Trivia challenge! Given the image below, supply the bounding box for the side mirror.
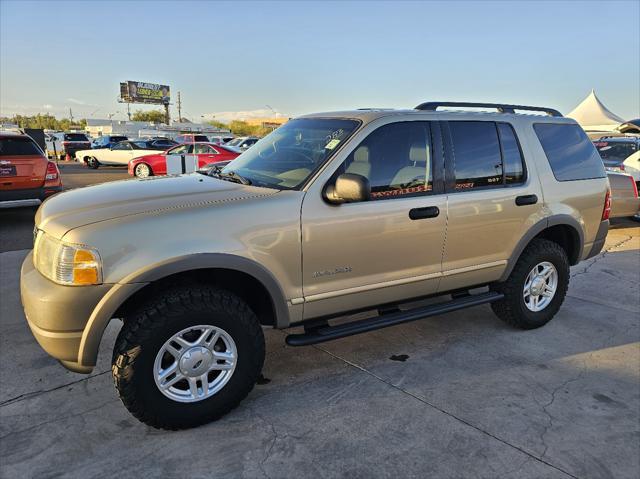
[325,173,371,204]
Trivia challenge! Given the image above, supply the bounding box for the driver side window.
[170,145,191,155]
[338,121,433,200]
[112,142,131,151]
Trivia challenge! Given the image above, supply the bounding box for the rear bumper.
[0,185,62,206]
[584,220,609,260]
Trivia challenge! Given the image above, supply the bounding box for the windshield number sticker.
[325,139,341,150]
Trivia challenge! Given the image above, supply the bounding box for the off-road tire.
[491,238,569,330]
[112,286,265,430]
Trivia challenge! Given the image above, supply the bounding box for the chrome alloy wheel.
[153,325,237,403]
[135,163,151,178]
[523,261,558,312]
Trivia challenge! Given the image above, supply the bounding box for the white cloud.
[43,104,53,110]
[202,109,285,123]
[66,98,86,105]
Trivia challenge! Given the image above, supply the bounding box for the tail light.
[45,161,60,181]
[631,177,639,198]
[602,189,612,220]
[619,164,625,171]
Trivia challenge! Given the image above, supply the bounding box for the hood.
[37,174,278,238]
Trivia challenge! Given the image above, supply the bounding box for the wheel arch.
[77,253,290,368]
[499,215,584,282]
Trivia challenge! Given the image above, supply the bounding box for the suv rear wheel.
[112,285,265,430]
[491,238,569,329]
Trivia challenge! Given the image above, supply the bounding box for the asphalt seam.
[313,344,579,479]
[567,293,639,314]
[0,370,111,407]
[570,234,634,279]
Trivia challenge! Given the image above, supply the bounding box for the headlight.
[33,230,103,286]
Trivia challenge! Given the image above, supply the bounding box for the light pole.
[265,105,278,131]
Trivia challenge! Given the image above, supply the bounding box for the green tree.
[0,114,86,130]
[131,109,167,123]
[206,119,229,130]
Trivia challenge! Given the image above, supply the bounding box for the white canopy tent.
[566,90,625,134]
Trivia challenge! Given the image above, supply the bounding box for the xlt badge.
[312,266,352,278]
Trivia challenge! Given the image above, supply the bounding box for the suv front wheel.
[112,286,265,430]
[491,238,569,329]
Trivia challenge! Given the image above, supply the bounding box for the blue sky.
[1,0,638,122]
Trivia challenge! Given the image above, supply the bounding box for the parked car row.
[45,132,91,160]
[75,139,177,169]
[128,142,240,178]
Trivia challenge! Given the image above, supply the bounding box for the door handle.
[515,194,538,206]
[409,206,440,220]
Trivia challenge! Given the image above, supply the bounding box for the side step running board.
[285,291,504,347]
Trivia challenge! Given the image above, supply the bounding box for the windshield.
[220,118,360,189]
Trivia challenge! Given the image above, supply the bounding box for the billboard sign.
[120,81,170,105]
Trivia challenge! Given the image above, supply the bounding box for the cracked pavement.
[0,220,638,478]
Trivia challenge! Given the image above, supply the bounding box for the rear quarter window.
[534,123,605,181]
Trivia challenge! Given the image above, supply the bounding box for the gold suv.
[21,102,611,429]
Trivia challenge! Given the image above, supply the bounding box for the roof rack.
[415,102,562,117]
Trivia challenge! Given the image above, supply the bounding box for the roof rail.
[415,101,562,117]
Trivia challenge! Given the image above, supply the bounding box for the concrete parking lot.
[0,167,638,478]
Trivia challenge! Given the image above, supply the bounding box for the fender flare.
[498,214,584,282]
[78,253,290,367]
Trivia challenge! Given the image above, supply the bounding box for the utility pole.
[69,107,74,124]
[177,92,182,123]
[164,103,170,125]
[127,103,131,121]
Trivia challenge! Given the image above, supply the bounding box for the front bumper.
[20,251,111,373]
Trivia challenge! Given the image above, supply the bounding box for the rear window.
[64,133,88,142]
[111,136,128,142]
[534,124,605,181]
[0,137,43,156]
[594,140,638,164]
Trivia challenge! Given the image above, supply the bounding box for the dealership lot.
[0,168,639,478]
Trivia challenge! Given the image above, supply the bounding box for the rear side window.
[0,137,43,156]
[450,121,503,189]
[534,124,605,181]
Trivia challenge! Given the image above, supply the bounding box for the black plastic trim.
[409,206,439,220]
[415,102,562,117]
[515,194,538,206]
[285,291,504,346]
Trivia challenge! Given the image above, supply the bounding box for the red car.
[128,142,240,178]
[0,132,62,208]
